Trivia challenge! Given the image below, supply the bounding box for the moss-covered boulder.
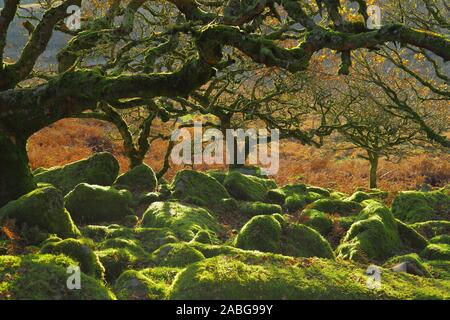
[170,170,230,210]
[170,254,450,299]
[306,186,331,197]
[65,183,135,224]
[420,243,450,261]
[0,254,114,299]
[0,186,80,240]
[191,230,213,244]
[395,219,428,251]
[96,248,139,282]
[234,215,333,259]
[284,193,321,213]
[114,164,157,197]
[150,243,205,267]
[113,270,168,300]
[238,201,282,217]
[41,238,104,279]
[140,202,222,242]
[384,253,432,278]
[307,199,363,216]
[410,220,450,239]
[282,223,334,259]
[337,202,402,263]
[392,188,450,223]
[265,184,307,205]
[223,171,277,202]
[34,152,119,195]
[345,190,388,203]
[299,209,333,236]
[234,215,282,253]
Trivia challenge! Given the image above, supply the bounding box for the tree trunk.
[0,130,36,207]
[368,153,379,189]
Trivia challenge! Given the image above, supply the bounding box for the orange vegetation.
[28,119,450,195]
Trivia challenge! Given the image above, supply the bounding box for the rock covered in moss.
[140,202,222,242]
[384,253,432,278]
[191,230,213,244]
[306,186,331,197]
[392,188,450,223]
[150,242,205,267]
[234,215,282,253]
[337,202,401,263]
[65,183,135,224]
[284,192,321,213]
[0,186,80,240]
[0,254,114,299]
[420,243,450,261]
[104,226,179,254]
[170,254,450,299]
[223,171,277,202]
[41,238,104,279]
[114,164,157,197]
[265,184,307,205]
[34,152,119,195]
[299,209,333,236]
[234,214,333,259]
[410,220,450,239]
[308,198,363,216]
[170,170,230,210]
[238,201,282,217]
[345,189,388,203]
[395,219,428,251]
[113,270,168,300]
[282,223,334,259]
[96,248,140,282]
[206,170,227,184]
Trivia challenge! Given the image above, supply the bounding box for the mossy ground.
[1,158,449,300]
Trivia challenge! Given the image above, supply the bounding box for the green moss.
[283,192,321,213]
[106,226,179,254]
[0,254,114,299]
[345,190,388,203]
[430,235,450,245]
[65,183,135,224]
[96,248,139,283]
[238,201,282,217]
[206,170,227,184]
[392,188,450,223]
[265,184,307,205]
[410,220,450,239]
[384,253,432,278]
[80,225,111,241]
[420,243,450,261]
[308,199,363,216]
[141,267,181,289]
[99,238,148,258]
[41,238,104,279]
[34,152,119,195]
[337,202,401,263]
[234,214,333,259]
[282,223,335,259]
[300,209,333,236]
[170,170,230,211]
[306,186,331,197]
[113,270,168,300]
[0,186,80,240]
[140,201,223,242]
[191,230,213,244]
[396,219,429,251]
[424,260,450,280]
[223,171,276,202]
[114,164,157,197]
[170,254,450,299]
[234,215,282,253]
[150,242,205,267]
[189,243,245,258]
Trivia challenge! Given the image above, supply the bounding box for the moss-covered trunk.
[0,130,36,207]
[368,153,379,189]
